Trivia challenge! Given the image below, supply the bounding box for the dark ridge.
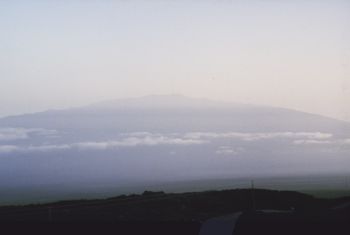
[1,188,349,235]
[0,188,348,222]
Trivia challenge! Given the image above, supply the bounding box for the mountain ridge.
[0,95,349,205]
[0,95,349,134]
[0,95,348,124]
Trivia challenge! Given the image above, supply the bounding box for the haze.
[1,0,349,120]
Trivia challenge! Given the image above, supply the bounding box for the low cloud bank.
[0,128,58,141]
[184,132,333,141]
[0,135,206,154]
[0,131,349,155]
[293,138,350,145]
[0,145,19,153]
[74,136,206,150]
[215,146,245,155]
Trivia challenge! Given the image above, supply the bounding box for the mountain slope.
[0,95,349,134]
[0,95,349,205]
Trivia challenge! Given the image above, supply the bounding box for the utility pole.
[251,180,256,212]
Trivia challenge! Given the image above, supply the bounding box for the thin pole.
[251,180,256,212]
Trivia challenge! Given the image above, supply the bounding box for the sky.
[1,0,350,121]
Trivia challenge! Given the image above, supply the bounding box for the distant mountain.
[0,94,349,134]
[0,95,349,205]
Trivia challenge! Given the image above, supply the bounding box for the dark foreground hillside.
[0,189,349,235]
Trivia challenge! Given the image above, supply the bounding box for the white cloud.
[0,128,58,141]
[74,136,206,150]
[0,145,19,153]
[0,128,29,141]
[293,139,333,145]
[184,132,333,141]
[293,138,350,146]
[0,135,206,154]
[215,146,245,155]
[26,144,71,152]
[74,142,110,150]
[120,132,154,137]
[0,131,347,155]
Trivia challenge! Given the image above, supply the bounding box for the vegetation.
[1,188,349,234]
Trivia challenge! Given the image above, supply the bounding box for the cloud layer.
[0,128,58,141]
[215,146,245,155]
[184,132,333,141]
[0,130,349,155]
[0,134,206,154]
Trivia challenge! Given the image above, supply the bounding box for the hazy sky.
[1,0,350,120]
